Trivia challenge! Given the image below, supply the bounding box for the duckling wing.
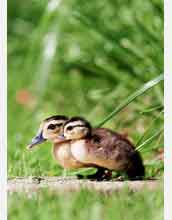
[85,128,137,170]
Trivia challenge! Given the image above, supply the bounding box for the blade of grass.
[140,105,163,114]
[72,11,145,79]
[136,109,164,146]
[135,127,164,152]
[95,74,164,128]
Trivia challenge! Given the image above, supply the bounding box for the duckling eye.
[47,123,63,130]
[67,126,73,131]
[47,124,56,130]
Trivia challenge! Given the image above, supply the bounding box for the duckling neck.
[70,139,89,163]
[52,142,86,169]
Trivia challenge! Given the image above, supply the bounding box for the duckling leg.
[86,168,112,181]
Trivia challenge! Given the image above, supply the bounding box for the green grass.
[8,188,163,220]
[8,0,163,178]
[8,0,163,219]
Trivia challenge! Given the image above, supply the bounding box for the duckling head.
[27,115,68,149]
[61,117,92,140]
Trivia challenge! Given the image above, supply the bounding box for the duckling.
[59,117,145,180]
[27,115,87,170]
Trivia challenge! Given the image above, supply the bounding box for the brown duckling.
[27,115,87,170]
[59,117,145,180]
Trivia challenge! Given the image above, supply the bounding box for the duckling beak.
[58,134,66,140]
[27,132,46,150]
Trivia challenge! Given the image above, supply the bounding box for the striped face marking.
[46,120,66,130]
[64,121,86,132]
[63,120,90,140]
[42,119,68,140]
[66,124,86,131]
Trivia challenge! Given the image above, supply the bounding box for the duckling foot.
[86,168,112,181]
[76,174,84,179]
[32,176,44,184]
[128,176,145,181]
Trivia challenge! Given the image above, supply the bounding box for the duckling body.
[70,128,144,178]
[61,117,145,179]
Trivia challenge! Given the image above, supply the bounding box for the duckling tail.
[126,150,145,180]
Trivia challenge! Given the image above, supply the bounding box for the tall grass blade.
[96,74,164,127]
[140,105,163,114]
[136,110,164,146]
[136,128,164,152]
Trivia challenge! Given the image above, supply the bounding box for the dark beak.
[27,132,46,150]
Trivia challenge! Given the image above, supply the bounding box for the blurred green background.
[8,0,163,219]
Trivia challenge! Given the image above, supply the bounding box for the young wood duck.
[59,117,145,180]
